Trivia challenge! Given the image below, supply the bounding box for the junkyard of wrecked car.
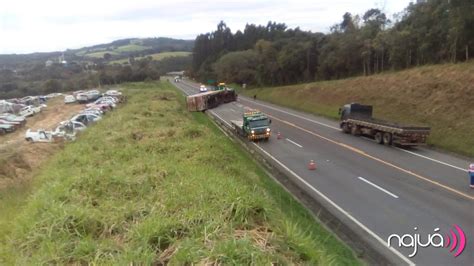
[0,89,124,141]
[24,89,124,143]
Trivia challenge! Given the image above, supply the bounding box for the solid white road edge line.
[395,147,467,173]
[251,143,414,265]
[358,176,400,199]
[240,96,467,173]
[286,138,303,148]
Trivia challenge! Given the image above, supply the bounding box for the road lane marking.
[286,138,303,148]
[251,143,414,265]
[395,147,467,173]
[239,97,340,130]
[230,108,238,113]
[194,94,414,264]
[268,114,474,201]
[179,82,467,176]
[358,177,399,199]
[240,97,467,173]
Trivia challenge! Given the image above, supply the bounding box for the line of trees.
[191,0,473,85]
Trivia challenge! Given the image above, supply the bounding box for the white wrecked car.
[56,120,87,134]
[25,129,75,142]
[64,95,76,104]
[19,105,41,117]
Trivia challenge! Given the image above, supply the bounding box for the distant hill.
[0,37,194,68]
[70,37,194,60]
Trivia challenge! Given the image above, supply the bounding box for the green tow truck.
[231,110,272,141]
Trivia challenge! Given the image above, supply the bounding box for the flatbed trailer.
[339,103,430,146]
[230,110,271,141]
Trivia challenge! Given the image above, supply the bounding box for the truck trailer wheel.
[341,123,350,134]
[383,133,393,145]
[0,128,6,135]
[374,132,383,144]
[351,125,361,136]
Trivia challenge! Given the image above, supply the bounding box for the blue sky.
[0,0,412,54]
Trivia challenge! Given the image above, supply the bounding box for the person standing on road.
[469,163,474,188]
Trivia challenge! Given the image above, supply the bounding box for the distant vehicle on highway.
[64,95,76,104]
[199,85,208,92]
[174,76,180,82]
[339,103,430,146]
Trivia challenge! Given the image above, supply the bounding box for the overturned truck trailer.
[186,90,237,112]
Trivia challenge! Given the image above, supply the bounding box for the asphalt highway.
[171,78,473,265]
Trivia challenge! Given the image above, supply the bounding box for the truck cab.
[339,103,373,121]
[216,83,226,91]
[231,110,272,141]
[242,110,271,140]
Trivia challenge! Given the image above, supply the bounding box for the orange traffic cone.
[277,132,282,139]
[308,160,317,170]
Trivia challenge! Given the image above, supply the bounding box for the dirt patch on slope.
[0,98,84,190]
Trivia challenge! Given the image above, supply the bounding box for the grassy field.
[83,45,149,58]
[0,81,359,264]
[241,62,474,157]
[109,51,191,64]
[114,44,150,53]
[84,51,119,58]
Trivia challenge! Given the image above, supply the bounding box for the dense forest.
[191,0,474,85]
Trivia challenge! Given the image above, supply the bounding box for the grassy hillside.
[242,62,474,157]
[1,82,359,264]
[110,51,191,64]
[83,45,149,58]
[75,38,193,59]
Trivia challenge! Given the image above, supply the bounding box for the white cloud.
[0,0,411,54]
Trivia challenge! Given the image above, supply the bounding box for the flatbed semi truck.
[231,110,271,141]
[339,103,430,146]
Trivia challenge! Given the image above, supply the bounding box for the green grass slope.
[109,51,191,64]
[242,62,474,157]
[1,82,359,265]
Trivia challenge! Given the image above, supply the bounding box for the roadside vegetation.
[1,81,359,264]
[191,1,472,87]
[240,62,474,157]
